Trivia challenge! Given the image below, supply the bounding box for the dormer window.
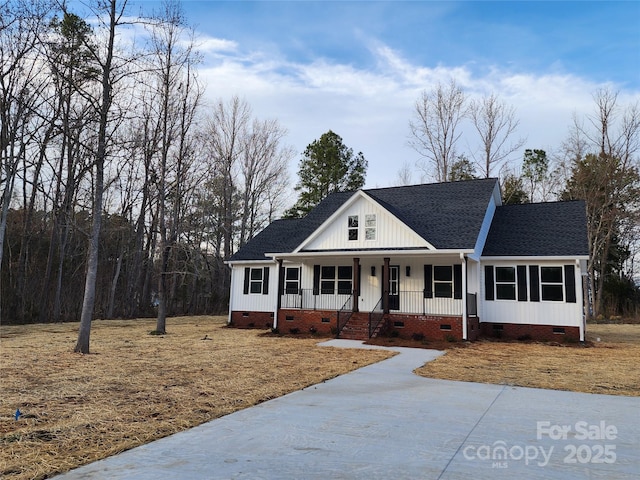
[348,215,358,240]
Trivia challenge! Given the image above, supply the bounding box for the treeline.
[0,1,292,325]
[406,82,640,319]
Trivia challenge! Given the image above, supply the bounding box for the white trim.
[469,181,500,261]
[225,259,273,265]
[481,255,589,261]
[267,249,474,260]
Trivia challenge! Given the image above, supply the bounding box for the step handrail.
[336,294,354,338]
[369,297,384,338]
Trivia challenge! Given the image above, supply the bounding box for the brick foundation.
[277,309,337,335]
[230,311,274,329]
[383,314,465,341]
[480,322,581,342]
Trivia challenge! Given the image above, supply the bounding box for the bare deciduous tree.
[239,118,292,247]
[75,0,129,354]
[0,0,52,322]
[562,88,640,319]
[204,95,251,259]
[144,0,202,334]
[468,92,525,178]
[409,80,466,182]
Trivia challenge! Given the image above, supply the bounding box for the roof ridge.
[363,177,498,194]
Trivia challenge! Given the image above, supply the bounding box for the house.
[226,178,589,342]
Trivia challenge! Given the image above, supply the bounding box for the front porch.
[277,291,479,341]
[274,254,479,341]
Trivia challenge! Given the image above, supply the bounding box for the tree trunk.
[75,0,117,354]
[107,249,123,319]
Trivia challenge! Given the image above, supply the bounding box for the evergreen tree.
[501,173,528,205]
[284,130,367,218]
[448,156,477,181]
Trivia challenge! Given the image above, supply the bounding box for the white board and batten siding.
[301,194,431,252]
[229,262,278,313]
[480,259,583,328]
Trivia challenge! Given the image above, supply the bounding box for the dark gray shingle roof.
[482,201,589,257]
[230,179,498,261]
[365,178,498,249]
[228,191,352,261]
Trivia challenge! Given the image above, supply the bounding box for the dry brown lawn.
[416,323,640,397]
[0,316,392,480]
[2,319,638,480]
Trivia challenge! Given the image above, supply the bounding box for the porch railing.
[395,291,462,316]
[336,294,354,337]
[280,289,352,311]
[280,289,463,316]
[369,297,384,338]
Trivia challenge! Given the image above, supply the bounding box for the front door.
[389,265,400,310]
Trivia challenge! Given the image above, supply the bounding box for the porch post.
[352,257,360,312]
[383,257,390,314]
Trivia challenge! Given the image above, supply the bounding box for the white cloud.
[195,37,639,189]
[196,35,238,54]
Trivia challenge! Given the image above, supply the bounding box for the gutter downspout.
[274,259,283,330]
[461,253,468,340]
[578,258,586,342]
[227,267,233,325]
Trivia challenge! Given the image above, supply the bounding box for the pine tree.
[284,131,367,218]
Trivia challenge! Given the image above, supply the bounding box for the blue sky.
[177,1,638,87]
[124,0,639,188]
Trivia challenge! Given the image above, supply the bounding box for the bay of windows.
[321,266,353,294]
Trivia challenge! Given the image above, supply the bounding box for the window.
[284,267,299,294]
[249,268,263,294]
[321,266,336,294]
[365,214,376,240]
[541,266,564,301]
[348,215,358,240]
[337,266,353,294]
[495,267,516,300]
[434,266,453,298]
[320,265,352,294]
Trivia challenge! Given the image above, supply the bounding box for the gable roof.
[229,178,498,261]
[482,200,589,257]
[365,178,498,249]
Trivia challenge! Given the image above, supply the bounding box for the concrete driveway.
[55,340,640,479]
